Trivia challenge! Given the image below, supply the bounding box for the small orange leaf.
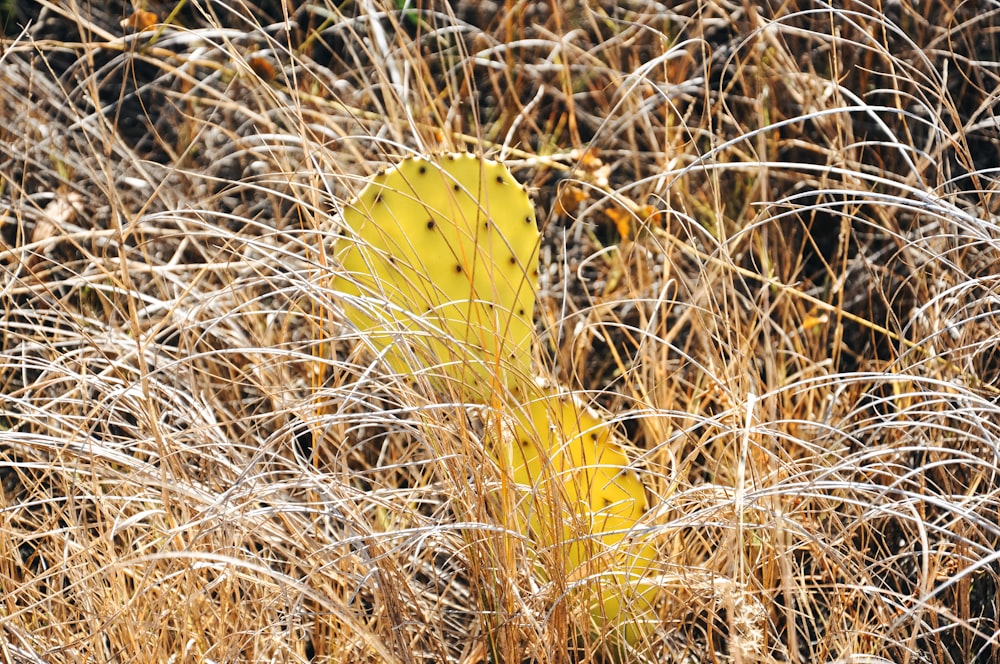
[801,313,829,331]
[121,10,158,33]
[604,205,633,239]
[554,182,589,217]
[247,56,276,82]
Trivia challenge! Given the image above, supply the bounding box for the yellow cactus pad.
[333,153,539,400]
[486,379,659,644]
[334,153,657,645]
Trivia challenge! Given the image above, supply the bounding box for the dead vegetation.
[2,1,1000,662]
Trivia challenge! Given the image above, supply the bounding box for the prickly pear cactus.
[484,378,659,644]
[333,152,657,646]
[333,153,539,400]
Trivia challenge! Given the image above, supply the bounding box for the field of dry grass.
[3,1,1000,662]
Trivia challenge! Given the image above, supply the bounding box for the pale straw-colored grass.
[1,1,999,662]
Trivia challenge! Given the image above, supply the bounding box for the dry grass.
[2,0,1000,662]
